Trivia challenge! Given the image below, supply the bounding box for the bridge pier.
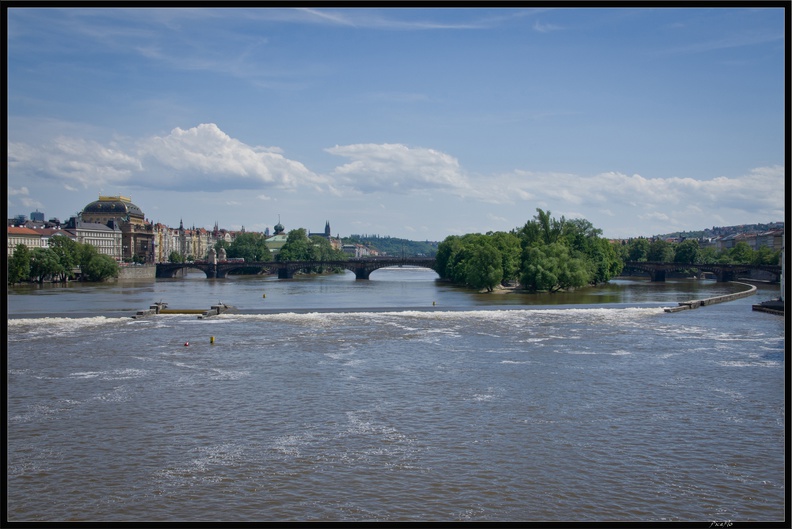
[650,269,666,282]
[278,267,294,279]
[354,267,371,280]
[717,270,736,282]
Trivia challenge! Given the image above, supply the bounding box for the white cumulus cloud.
[8,138,142,187]
[138,123,327,190]
[326,143,472,195]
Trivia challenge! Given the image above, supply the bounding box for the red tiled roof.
[7,227,42,236]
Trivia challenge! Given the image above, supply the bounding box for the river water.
[6,269,786,522]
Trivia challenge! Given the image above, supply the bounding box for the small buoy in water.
[184,342,190,347]
[262,293,266,298]
[432,301,436,306]
[210,336,215,344]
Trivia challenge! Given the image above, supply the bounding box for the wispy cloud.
[533,20,563,33]
[656,30,784,55]
[8,186,30,196]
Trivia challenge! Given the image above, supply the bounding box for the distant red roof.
[7,227,42,236]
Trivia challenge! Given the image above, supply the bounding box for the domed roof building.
[81,196,146,226]
[79,196,154,262]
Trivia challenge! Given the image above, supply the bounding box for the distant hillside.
[656,221,784,240]
[342,235,439,257]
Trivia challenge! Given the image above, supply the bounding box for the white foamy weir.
[217,307,668,324]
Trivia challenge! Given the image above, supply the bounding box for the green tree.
[276,228,312,261]
[7,245,31,284]
[752,246,781,266]
[48,235,80,281]
[585,238,623,285]
[647,239,674,262]
[626,238,650,261]
[697,247,720,264]
[521,242,589,293]
[228,232,271,262]
[435,236,462,280]
[168,251,184,263]
[674,239,700,264]
[562,219,621,285]
[463,243,503,291]
[29,248,64,283]
[82,253,119,281]
[488,231,521,284]
[517,208,566,248]
[729,241,753,264]
[535,208,566,245]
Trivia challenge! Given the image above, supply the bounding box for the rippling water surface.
[6,270,785,522]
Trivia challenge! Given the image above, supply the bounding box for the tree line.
[436,209,782,293]
[617,237,781,266]
[436,209,623,292]
[7,237,120,284]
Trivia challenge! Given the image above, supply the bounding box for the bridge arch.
[621,262,775,282]
[156,257,439,280]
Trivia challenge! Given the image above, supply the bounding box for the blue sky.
[6,6,786,240]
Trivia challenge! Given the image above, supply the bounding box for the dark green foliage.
[439,209,621,293]
[487,231,521,284]
[9,240,119,284]
[626,238,650,261]
[275,229,346,274]
[81,253,120,282]
[520,243,589,293]
[646,239,674,262]
[29,248,65,283]
[48,235,80,281]
[7,244,31,284]
[77,244,119,282]
[342,235,437,257]
[228,232,271,262]
[275,228,311,261]
[673,239,700,264]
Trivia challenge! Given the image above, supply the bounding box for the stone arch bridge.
[622,261,782,282]
[156,257,438,280]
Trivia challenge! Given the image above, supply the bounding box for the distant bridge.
[622,261,782,282]
[156,257,438,280]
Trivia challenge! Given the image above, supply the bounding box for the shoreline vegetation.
[435,209,780,295]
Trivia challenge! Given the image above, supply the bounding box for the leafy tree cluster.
[436,209,622,293]
[435,231,521,291]
[276,228,346,273]
[618,238,781,266]
[343,235,438,257]
[7,236,119,284]
[224,232,271,262]
[515,210,622,292]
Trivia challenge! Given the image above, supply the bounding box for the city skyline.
[6,6,787,241]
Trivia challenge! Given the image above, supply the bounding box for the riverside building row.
[7,195,371,262]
